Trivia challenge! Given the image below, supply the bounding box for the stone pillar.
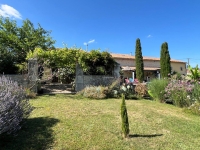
[28,58,38,93]
[75,63,84,91]
[113,63,120,78]
[158,73,160,79]
[132,71,135,81]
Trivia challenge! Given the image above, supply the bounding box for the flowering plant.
[0,76,32,134]
[57,68,74,83]
[164,80,194,107]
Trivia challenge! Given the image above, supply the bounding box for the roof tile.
[111,53,185,63]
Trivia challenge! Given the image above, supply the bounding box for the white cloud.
[147,35,152,38]
[83,39,95,45]
[0,4,22,19]
[88,39,95,44]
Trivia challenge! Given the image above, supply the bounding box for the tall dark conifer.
[160,42,171,78]
[135,38,144,82]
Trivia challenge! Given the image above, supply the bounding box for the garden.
[1,64,200,149]
[1,17,200,149]
[1,45,200,149]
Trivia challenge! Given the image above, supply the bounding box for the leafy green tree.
[80,50,116,75]
[18,19,55,62]
[135,38,144,82]
[160,42,171,78]
[0,46,18,74]
[0,17,55,73]
[121,94,129,138]
[187,65,200,81]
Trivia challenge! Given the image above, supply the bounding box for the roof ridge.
[110,53,186,63]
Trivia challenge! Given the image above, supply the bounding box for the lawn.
[1,94,200,150]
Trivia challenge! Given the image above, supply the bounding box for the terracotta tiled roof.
[122,66,135,71]
[122,66,160,71]
[111,53,185,63]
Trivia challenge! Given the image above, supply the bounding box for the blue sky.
[0,0,200,67]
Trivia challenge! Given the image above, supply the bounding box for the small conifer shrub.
[121,94,130,138]
[0,76,33,135]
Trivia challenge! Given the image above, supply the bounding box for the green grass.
[1,94,200,150]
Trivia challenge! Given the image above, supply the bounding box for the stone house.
[111,53,187,82]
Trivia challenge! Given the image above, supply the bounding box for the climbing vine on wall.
[27,47,116,76]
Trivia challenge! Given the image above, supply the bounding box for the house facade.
[111,53,187,82]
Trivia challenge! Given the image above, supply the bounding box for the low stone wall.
[0,74,28,87]
[75,63,120,92]
[0,74,37,92]
[76,75,116,91]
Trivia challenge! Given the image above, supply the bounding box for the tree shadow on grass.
[0,117,59,150]
[129,134,163,138]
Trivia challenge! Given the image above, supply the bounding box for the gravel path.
[41,83,76,94]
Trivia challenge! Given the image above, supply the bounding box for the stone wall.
[1,59,38,92]
[76,75,116,92]
[75,64,120,92]
[0,74,29,88]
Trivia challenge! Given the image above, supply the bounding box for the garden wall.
[0,74,38,92]
[75,63,120,92]
[0,59,38,92]
[0,74,28,87]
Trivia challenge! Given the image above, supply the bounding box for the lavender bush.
[164,80,194,107]
[0,76,32,135]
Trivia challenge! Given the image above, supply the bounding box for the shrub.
[107,79,137,99]
[121,94,129,138]
[76,78,137,99]
[171,73,184,80]
[106,78,121,98]
[165,80,194,107]
[120,83,137,99]
[76,79,121,99]
[82,86,108,99]
[135,83,148,98]
[25,88,37,99]
[0,76,33,135]
[147,78,168,102]
[191,82,200,103]
[187,65,200,81]
[184,101,200,116]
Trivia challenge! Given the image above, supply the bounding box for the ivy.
[26,48,116,76]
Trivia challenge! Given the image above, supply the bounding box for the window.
[180,67,183,71]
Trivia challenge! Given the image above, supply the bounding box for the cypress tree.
[121,94,130,138]
[160,42,171,78]
[135,38,144,82]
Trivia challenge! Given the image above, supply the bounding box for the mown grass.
[1,94,200,150]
